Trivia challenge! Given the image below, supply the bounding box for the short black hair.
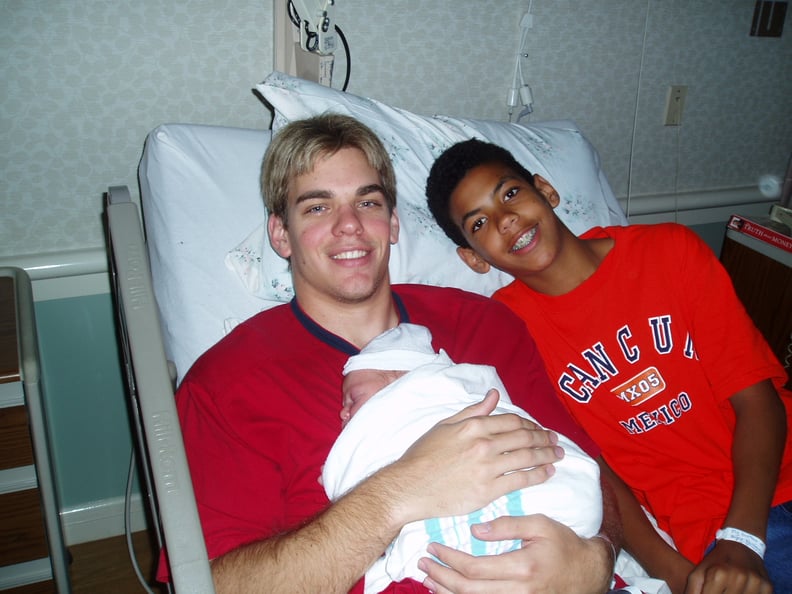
[426,138,535,248]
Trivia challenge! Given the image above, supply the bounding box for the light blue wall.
[34,294,139,508]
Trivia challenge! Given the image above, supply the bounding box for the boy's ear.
[533,174,561,208]
[457,246,491,274]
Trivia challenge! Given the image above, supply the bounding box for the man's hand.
[385,389,563,525]
[685,540,772,594]
[417,514,613,594]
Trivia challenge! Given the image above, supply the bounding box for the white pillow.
[140,123,279,380]
[226,72,626,302]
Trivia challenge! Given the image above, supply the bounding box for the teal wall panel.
[34,293,138,508]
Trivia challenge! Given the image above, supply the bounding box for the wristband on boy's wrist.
[715,527,766,559]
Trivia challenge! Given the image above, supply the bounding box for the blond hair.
[260,113,397,225]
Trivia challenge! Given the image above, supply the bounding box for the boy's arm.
[601,380,786,594]
[685,379,785,593]
[598,459,694,594]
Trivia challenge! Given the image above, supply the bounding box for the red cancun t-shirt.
[495,223,792,561]
[167,284,596,592]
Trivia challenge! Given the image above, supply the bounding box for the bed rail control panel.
[0,267,71,592]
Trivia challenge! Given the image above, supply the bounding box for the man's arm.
[211,391,561,593]
[416,457,622,594]
[420,517,616,594]
[211,467,406,593]
[685,379,784,594]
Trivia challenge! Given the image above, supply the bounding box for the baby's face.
[340,369,406,426]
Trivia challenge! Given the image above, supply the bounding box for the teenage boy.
[172,115,623,594]
[426,138,792,594]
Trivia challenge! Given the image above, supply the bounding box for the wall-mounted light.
[290,0,337,54]
[284,1,350,90]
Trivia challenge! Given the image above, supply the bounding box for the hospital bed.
[104,71,628,593]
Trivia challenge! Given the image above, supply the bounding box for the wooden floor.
[69,529,169,594]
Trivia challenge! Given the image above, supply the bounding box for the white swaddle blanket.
[322,353,602,594]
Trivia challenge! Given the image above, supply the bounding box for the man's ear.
[533,174,561,208]
[456,246,491,274]
[389,209,400,245]
[267,214,292,259]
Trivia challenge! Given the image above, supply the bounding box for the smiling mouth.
[510,227,537,252]
[332,249,369,260]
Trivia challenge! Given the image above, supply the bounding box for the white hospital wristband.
[715,527,766,559]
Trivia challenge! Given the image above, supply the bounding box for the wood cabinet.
[0,268,70,592]
[720,228,792,388]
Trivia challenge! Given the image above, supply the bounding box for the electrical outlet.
[663,85,687,126]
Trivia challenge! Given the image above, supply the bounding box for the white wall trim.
[0,247,109,301]
[61,494,149,546]
[0,247,107,280]
[619,186,775,225]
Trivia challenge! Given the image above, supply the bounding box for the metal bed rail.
[104,186,214,594]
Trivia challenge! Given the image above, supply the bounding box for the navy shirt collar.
[290,291,410,356]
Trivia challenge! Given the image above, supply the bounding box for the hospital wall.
[1,0,790,544]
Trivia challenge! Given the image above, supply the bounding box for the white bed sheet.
[139,123,277,381]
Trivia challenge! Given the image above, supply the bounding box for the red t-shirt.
[494,223,792,561]
[167,284,596,592]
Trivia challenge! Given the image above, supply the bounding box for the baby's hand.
[317,464,325,486]
[340,408,351,427]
